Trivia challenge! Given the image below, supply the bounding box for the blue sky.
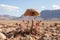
[0,0,60,17]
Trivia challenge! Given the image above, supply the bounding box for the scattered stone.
[0,32,6,40]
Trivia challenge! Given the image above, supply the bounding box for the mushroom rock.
[24,9,40,16]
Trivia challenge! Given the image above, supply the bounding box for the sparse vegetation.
[0,20,60,40]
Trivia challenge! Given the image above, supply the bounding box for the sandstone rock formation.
[24,9,40,16]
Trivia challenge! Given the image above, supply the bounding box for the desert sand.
[0,20,60,40]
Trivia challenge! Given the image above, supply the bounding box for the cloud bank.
[41,6,45,10]
[0,4,20,12]
[41,5,60,10]
[52,4,60,10]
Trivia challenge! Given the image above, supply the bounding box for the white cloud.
[52,5,60,10]
[41,6,45,10]
[0,4,20,12]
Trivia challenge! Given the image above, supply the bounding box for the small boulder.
[0,32,6,40]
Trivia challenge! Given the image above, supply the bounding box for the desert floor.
[0,20,60,40]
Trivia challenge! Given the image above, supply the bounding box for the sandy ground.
[0,20,60,40]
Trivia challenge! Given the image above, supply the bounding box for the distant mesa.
[24,9,40,16]
[1,9,60,20]
[41,9,60,20]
